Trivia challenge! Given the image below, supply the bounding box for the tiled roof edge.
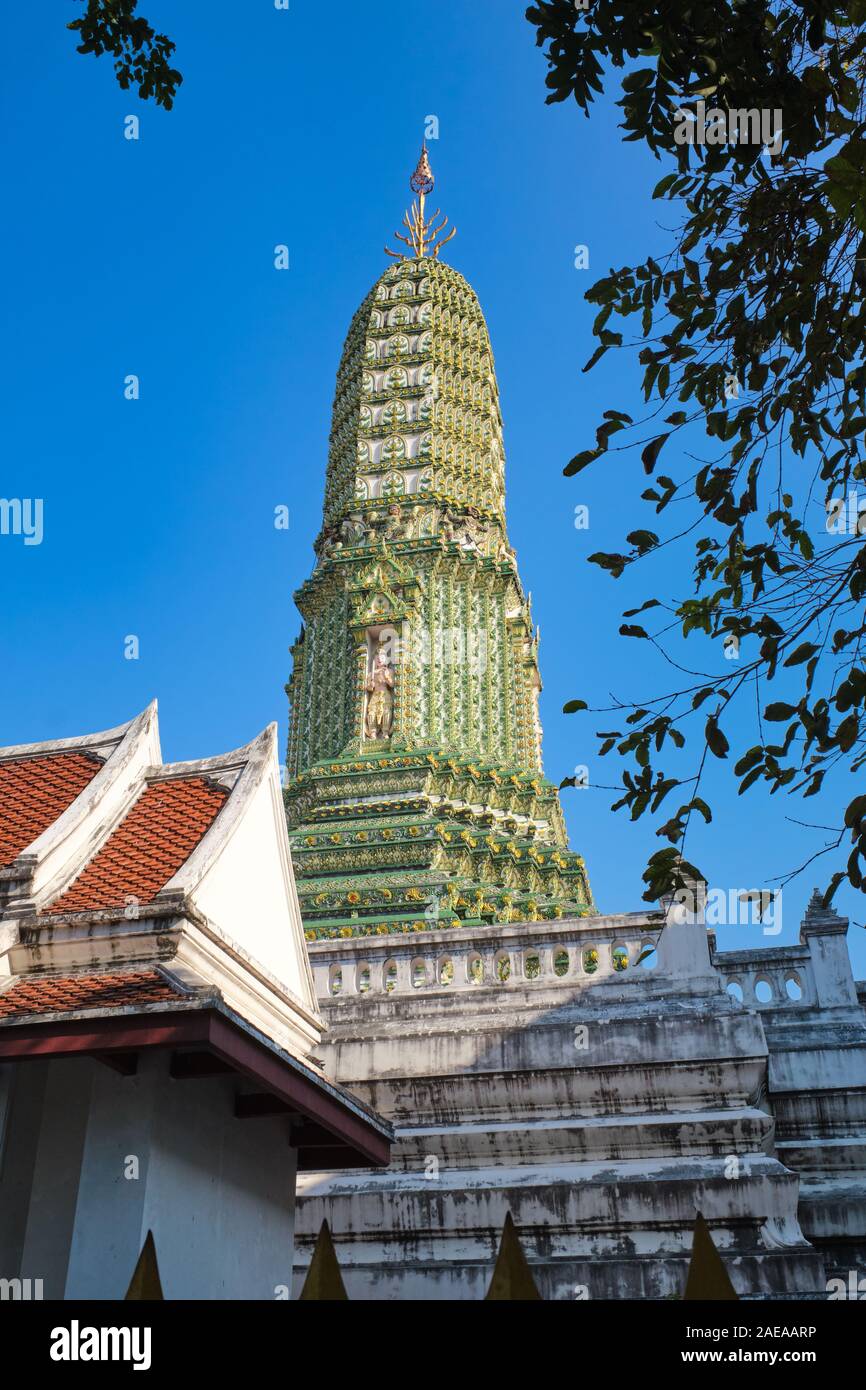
[0,700,158,763]
[1,703,163,915]
[148,722,279,786]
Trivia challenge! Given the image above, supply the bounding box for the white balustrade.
[307,916,665,1000]
[714,947,815,1010]
[306,914,835,1011]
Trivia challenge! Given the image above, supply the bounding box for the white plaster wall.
[805,930,859,1007]
[63,1053,159,1299]
[0,1054,298,1300]
[192,773,309,1002]
[17,1059,94,1298]
[140,1059,297,1300]
[64,1052,297,1300]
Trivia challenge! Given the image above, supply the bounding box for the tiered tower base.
[286,750,591,943]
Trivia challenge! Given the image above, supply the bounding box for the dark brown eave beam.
[170,1051,233,1079]
[0,1007,391,1166]
[235,1100,377,1167]
[235,1093,293,1119]
[296,1148,376,1172]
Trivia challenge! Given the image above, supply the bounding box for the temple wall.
[294,909,866,1299]
[0,1053,297,1300]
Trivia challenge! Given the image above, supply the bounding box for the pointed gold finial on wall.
[298,1220,350,1300]
[124,1230,164,1300]
[683,1212,739,1300]
[386,141,457,261]
[484,1211,542,1301]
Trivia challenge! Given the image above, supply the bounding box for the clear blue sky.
[2,1,862,975]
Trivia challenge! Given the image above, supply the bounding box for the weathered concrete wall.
[718,905,866,1272]
[294,904,866,1299]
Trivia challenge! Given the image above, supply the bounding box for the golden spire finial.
[410,143,435,197]
[386,141,457,261]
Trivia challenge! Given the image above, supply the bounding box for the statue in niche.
[441,507,485,552]
[441,509,458,544]
[364,635,395,741]
[461,512,486,551]
[382,503,406,542]
[317,524,341,560]
[341,513,367,545]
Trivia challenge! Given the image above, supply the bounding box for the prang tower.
[285,147,592,940]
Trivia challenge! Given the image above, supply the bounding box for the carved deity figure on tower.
[382,503,405,542]
[364,635,395,741]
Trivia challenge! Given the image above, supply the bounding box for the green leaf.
[734,746,763,776]
[589,551,628,578]
[738,767,762,795]
[837,714,859,752]
[564,448,602,477]
[705,717,729,759]
[582,343,610,373]
[641,433,671,473]
[622,68,655,92]
[652,172,678,200]
[626,529,659,553]
[784,643,818,667]
[764,702,797,721]
[623,598,661,617]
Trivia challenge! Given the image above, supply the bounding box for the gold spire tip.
[386,141,456,262]
[410,143,435,197]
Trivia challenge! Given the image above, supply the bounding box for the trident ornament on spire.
[385,142,457,261]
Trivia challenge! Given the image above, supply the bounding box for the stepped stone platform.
[293,897,866,1299]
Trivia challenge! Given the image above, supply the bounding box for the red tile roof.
[0,968,186,1019]
[0,752,103,870]
[43,776,229,915]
